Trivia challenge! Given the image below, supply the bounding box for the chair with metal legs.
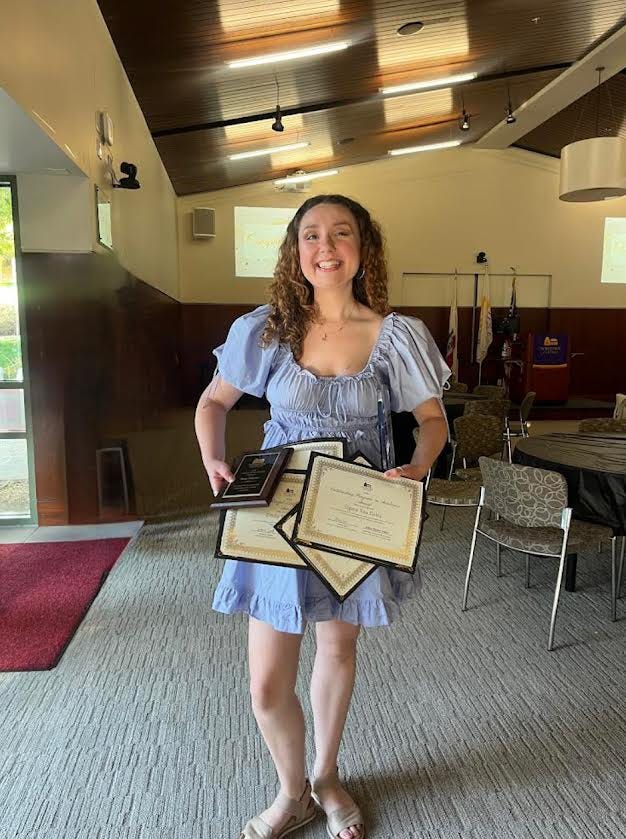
[450,414,507,481]
[504,390,536,457]
[424,469,482,532]
[473,384,506,399]
[462,458,616,651]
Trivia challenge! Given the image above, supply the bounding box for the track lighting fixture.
[272,76,285,132]
[272,106,284,133]
[458,94,470,131]
[505,85,516,124]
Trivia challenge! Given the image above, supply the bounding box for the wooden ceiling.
[96,0,626,194]
[517,69,626,157]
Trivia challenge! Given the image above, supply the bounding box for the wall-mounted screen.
[600,216,626,283]
[96,187,113,250]
[234,206,295,278]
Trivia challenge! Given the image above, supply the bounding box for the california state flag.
[476,270,493,365]
[446,277,458,378]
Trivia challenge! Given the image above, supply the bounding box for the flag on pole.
[446,274,458,379]
[476,269,493,366]
[508,274,517,318]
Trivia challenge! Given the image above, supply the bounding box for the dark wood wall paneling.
[22,272,625,525]
[180,304,626,404]
[22,252,182,525]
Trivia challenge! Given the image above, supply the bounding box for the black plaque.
[210,448,293,510]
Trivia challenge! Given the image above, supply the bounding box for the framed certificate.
[293,454,424,572]
[216,472,306,567]
[275,505,376,602]
[349,451,376,468]
[281,437,346,472]
[210,447,292,510]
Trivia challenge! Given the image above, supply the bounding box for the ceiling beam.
[151,62,570,140]
[476,23,626,149]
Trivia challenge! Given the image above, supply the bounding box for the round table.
[513,432,626,590]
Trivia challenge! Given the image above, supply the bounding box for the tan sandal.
[239,781,317,839]
[311,770,366,839]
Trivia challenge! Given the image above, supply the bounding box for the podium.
[516,333,570,404]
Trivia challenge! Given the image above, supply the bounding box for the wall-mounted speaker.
[192,207,216,239]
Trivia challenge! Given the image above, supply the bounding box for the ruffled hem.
[212,571,421,634]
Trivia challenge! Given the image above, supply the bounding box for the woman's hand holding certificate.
[214,443,425,600]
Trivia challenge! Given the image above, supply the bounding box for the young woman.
[195,195,450,839]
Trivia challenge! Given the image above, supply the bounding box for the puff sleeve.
[212,304,278,397]
[386,315,451,412]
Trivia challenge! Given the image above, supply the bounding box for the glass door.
[0,177,36,523]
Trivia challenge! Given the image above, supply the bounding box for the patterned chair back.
[473,385,506,399]
[578,417,626,433]
[614,394,626,420]
[519,391,536,422]
[454,415,503,463]
[446,380,469,393]
[478,457,568,528]
[463,398,511,425]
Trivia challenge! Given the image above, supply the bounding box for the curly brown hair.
[261,194,390,359]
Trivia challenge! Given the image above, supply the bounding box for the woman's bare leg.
[248,616,307,830]
[311,620,363,839]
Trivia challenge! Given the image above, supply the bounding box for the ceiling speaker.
[192,207,216,238]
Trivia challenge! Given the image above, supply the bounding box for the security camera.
[116,161,140,190]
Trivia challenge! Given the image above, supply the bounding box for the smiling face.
[297,202,361,291]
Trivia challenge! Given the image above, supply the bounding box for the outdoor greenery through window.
[0,184,30,517]
[0,188,21,381]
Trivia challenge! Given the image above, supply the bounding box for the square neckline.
[285,312,395,381]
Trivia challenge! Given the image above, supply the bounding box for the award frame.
[292,453,425,574]
[279,437,346,473]
[274,504,377,603]
[210,447,293,510]
[348,450,376,468]
[215,472,307,568]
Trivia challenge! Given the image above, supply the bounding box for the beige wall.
[177,147,626,308]
[1,0,179,299]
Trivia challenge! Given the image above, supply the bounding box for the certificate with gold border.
[216,473,306,567]
[293,454,424,572]
[282,437,345,472]
[275,506,377,602]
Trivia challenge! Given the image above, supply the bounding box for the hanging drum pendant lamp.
[559,136,626,202]
[559,67,626,202]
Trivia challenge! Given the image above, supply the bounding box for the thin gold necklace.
[316,304,356,341]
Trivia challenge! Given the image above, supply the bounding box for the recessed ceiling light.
[228,142,310,161]
[228,42,349,69]
[274,168,339,185]
[397,21,424,36]
[380,72,477,95]
[388,140,462,156]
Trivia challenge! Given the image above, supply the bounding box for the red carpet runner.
[0,538,130,671]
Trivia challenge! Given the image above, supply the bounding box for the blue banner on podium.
[533,334,569,366]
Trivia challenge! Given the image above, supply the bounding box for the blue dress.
[212,305,450,633]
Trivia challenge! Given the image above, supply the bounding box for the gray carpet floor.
[1,508,625,839]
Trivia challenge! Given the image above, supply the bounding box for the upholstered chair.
[462,458,617,651]
[579,418,626,434]
[473,384,506,399]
